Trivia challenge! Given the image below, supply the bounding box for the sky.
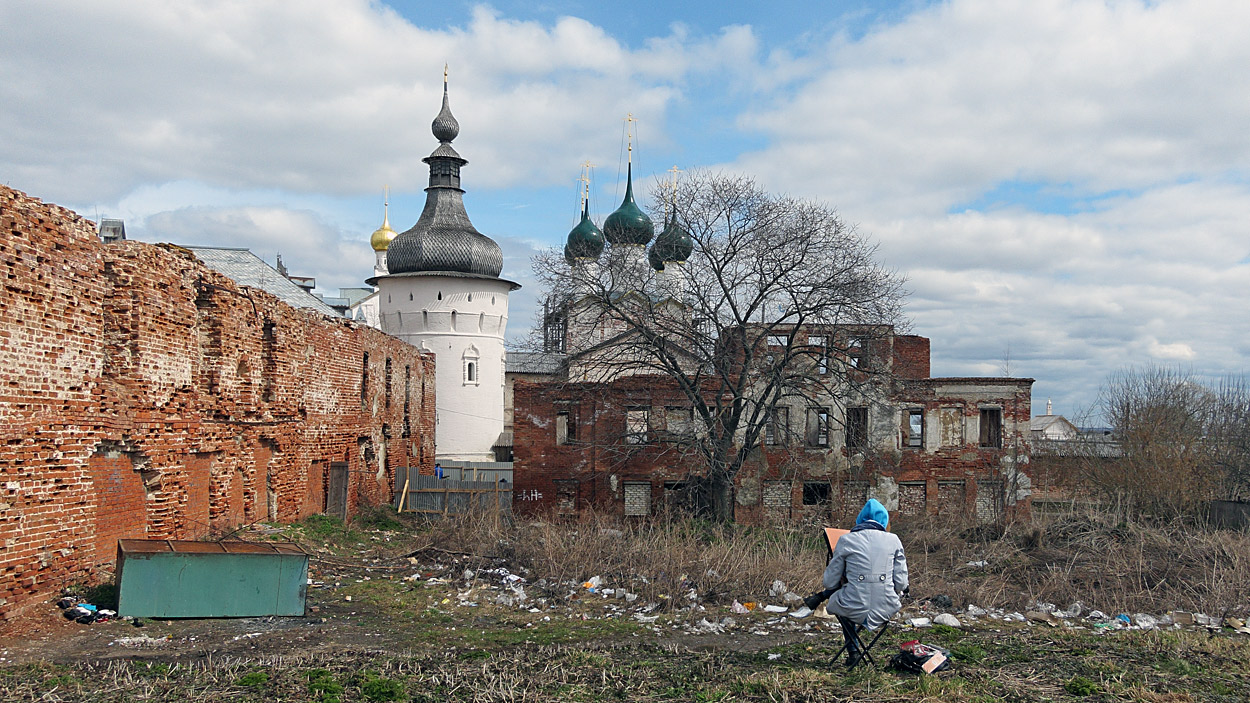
[3,0,1249,421]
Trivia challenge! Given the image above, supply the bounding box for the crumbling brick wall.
[513,345,1033,526]
[0,185,435,621]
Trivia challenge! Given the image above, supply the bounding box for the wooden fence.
[394,469,512,517]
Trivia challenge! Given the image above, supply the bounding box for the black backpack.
[889,640,951,674]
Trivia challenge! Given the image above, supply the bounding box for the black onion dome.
[652,214,693,263]
[603,163,654,246]
[387,82,505,278]
[564,200,605,263]
[431,84,460,142]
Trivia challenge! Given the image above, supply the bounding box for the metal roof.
[507,351,565,375]
[184,246,339,317]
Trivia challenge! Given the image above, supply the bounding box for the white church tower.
[370,78,519,462]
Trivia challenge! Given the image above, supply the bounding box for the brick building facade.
[513,326,1032,524]
[0,185,435,620]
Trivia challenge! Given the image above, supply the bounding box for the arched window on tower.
[463,345,480,386]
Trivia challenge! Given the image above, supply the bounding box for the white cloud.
[735,0,1250,216]
[139,206,373,294]
[717,0,1250,418]
[5,0,1249,419]
[0,0,755,203]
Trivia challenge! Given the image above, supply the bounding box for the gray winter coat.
[823,527,908,630]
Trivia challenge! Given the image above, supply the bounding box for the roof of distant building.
[1030,414,1074,432]
[507,351,565,375]
[338,287,375,306]
[184,246,339,317]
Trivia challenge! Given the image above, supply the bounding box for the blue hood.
[856,498,889,530]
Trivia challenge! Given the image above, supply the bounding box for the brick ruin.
[0,185,435,620]
[513,328,1032,524]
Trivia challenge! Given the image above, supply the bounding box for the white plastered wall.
[377,275,512,462]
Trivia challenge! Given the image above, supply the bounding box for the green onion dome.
[564,200,605,264]
[652,213,693,264]
[602,164,654,246]
[648,244,665,271]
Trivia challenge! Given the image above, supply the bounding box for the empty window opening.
[846,406,869,450]
[765,406,789,445]
[807,407,830,447]
[847,336,863,368]
[625,407,650,444]
[767,334,789,348]
[809,335,828,374]
[906,409,924,448]
[802,482,832,506]
[360,352,369,407]
[979,407,1003,448]
[555,407,577,445]
[664,406,693,438]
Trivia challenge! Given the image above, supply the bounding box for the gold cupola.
[370,189,397,251]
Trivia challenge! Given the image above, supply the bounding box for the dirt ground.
[2,517,1249,701]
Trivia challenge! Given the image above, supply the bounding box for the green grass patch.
[360,676,405,701]
[234,669,270,687]
[1064,675,1099,696]
[929,623,965,643]
[950,642,987,663]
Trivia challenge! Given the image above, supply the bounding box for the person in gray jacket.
[821,498,909,665]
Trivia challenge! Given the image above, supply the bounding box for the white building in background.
[368,81,520,462]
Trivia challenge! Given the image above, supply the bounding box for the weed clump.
[234,669,269,687]
[306,668,344,703]
[1063,675,1099,696]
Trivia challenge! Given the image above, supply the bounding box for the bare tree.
[530,171,907,520]
[1210,377,1250,503]
[1089,366,1250,519]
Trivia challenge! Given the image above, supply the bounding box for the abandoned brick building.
[0,185,435,620]
[514,328,1033,524]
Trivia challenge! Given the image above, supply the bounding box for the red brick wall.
[0,185,435,621]
[892,335,930,379]
[87,455,145,566]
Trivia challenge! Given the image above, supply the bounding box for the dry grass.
[897,505,1250,616]
[418,509,827,605]
[418,504,1250,617]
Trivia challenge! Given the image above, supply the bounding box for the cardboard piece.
[921,650,948,673]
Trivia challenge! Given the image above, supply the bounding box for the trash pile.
[897,597,1250,635]
[56,596,117,625]
[316,563,842,639]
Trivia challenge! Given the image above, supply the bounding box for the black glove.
[803,588,835,610]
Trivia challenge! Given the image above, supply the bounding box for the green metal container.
[115,540,309,618]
